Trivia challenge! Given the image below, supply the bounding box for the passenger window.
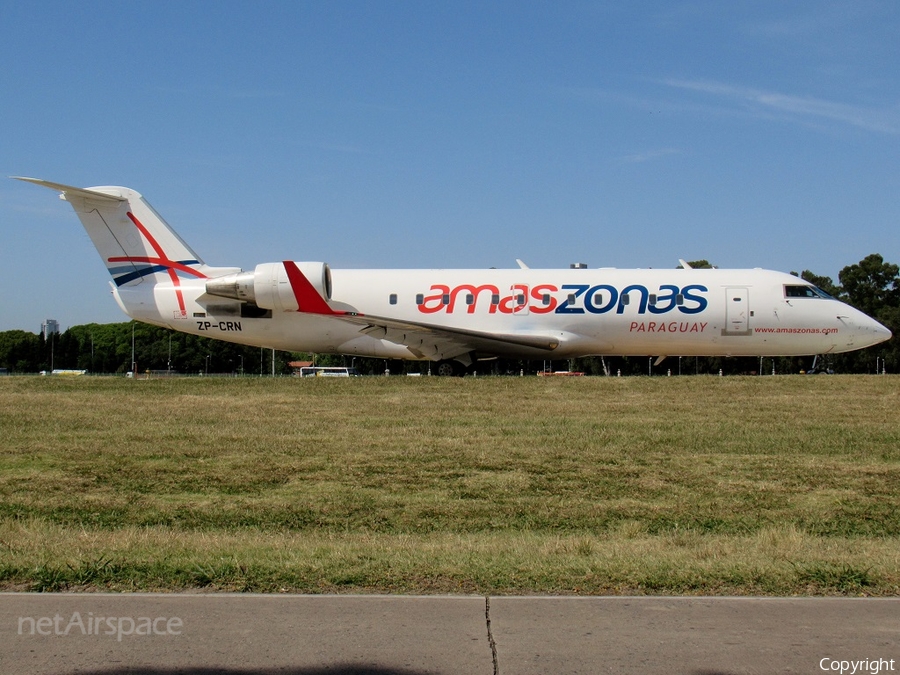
[568,293,576,304]
[542,294,551,305]
[389,294,397,305]
[676,294,684,305]
[594,293,604,305]
[466,294,474,305]
[648,294,657,306]
[491,294,500,305]
[621,294,630,306]
[442,294,450,305]
[415,294,424,305]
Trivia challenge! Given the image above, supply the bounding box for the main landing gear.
[433,360,464,377]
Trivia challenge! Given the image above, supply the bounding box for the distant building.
[288,360,314,376]
[41,319,59,340]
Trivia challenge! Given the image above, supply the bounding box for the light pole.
[205,354,210,376]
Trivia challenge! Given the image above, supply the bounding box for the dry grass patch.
[0,375,898,594]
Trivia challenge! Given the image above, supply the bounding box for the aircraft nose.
[853,313,892,348]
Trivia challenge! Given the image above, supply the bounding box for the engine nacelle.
[205,261,332,312]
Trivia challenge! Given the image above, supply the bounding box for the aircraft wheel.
[434,360,458,377]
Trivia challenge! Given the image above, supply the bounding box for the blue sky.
[2,1,899,331]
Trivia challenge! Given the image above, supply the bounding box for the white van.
[298,367,360,377]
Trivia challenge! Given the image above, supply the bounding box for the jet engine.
[205,262,332,312]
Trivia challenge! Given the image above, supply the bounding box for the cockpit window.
[784,285,832,299]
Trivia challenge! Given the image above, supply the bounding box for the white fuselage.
[118,266,890,360]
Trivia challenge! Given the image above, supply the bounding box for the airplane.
[14,177,892,375]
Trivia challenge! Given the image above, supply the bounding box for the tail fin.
[13,177,209,289]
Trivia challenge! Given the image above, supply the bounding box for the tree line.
[1,253,896,376]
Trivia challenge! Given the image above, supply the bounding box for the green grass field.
[1,374,898,595]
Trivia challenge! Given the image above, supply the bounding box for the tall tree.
[833,254,899,372]
[839,254,899,317]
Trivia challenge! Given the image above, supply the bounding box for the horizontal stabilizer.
[11,177,126,203]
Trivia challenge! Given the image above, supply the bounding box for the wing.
[343,312,561,361]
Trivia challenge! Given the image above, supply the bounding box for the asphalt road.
[2,594,898,674]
